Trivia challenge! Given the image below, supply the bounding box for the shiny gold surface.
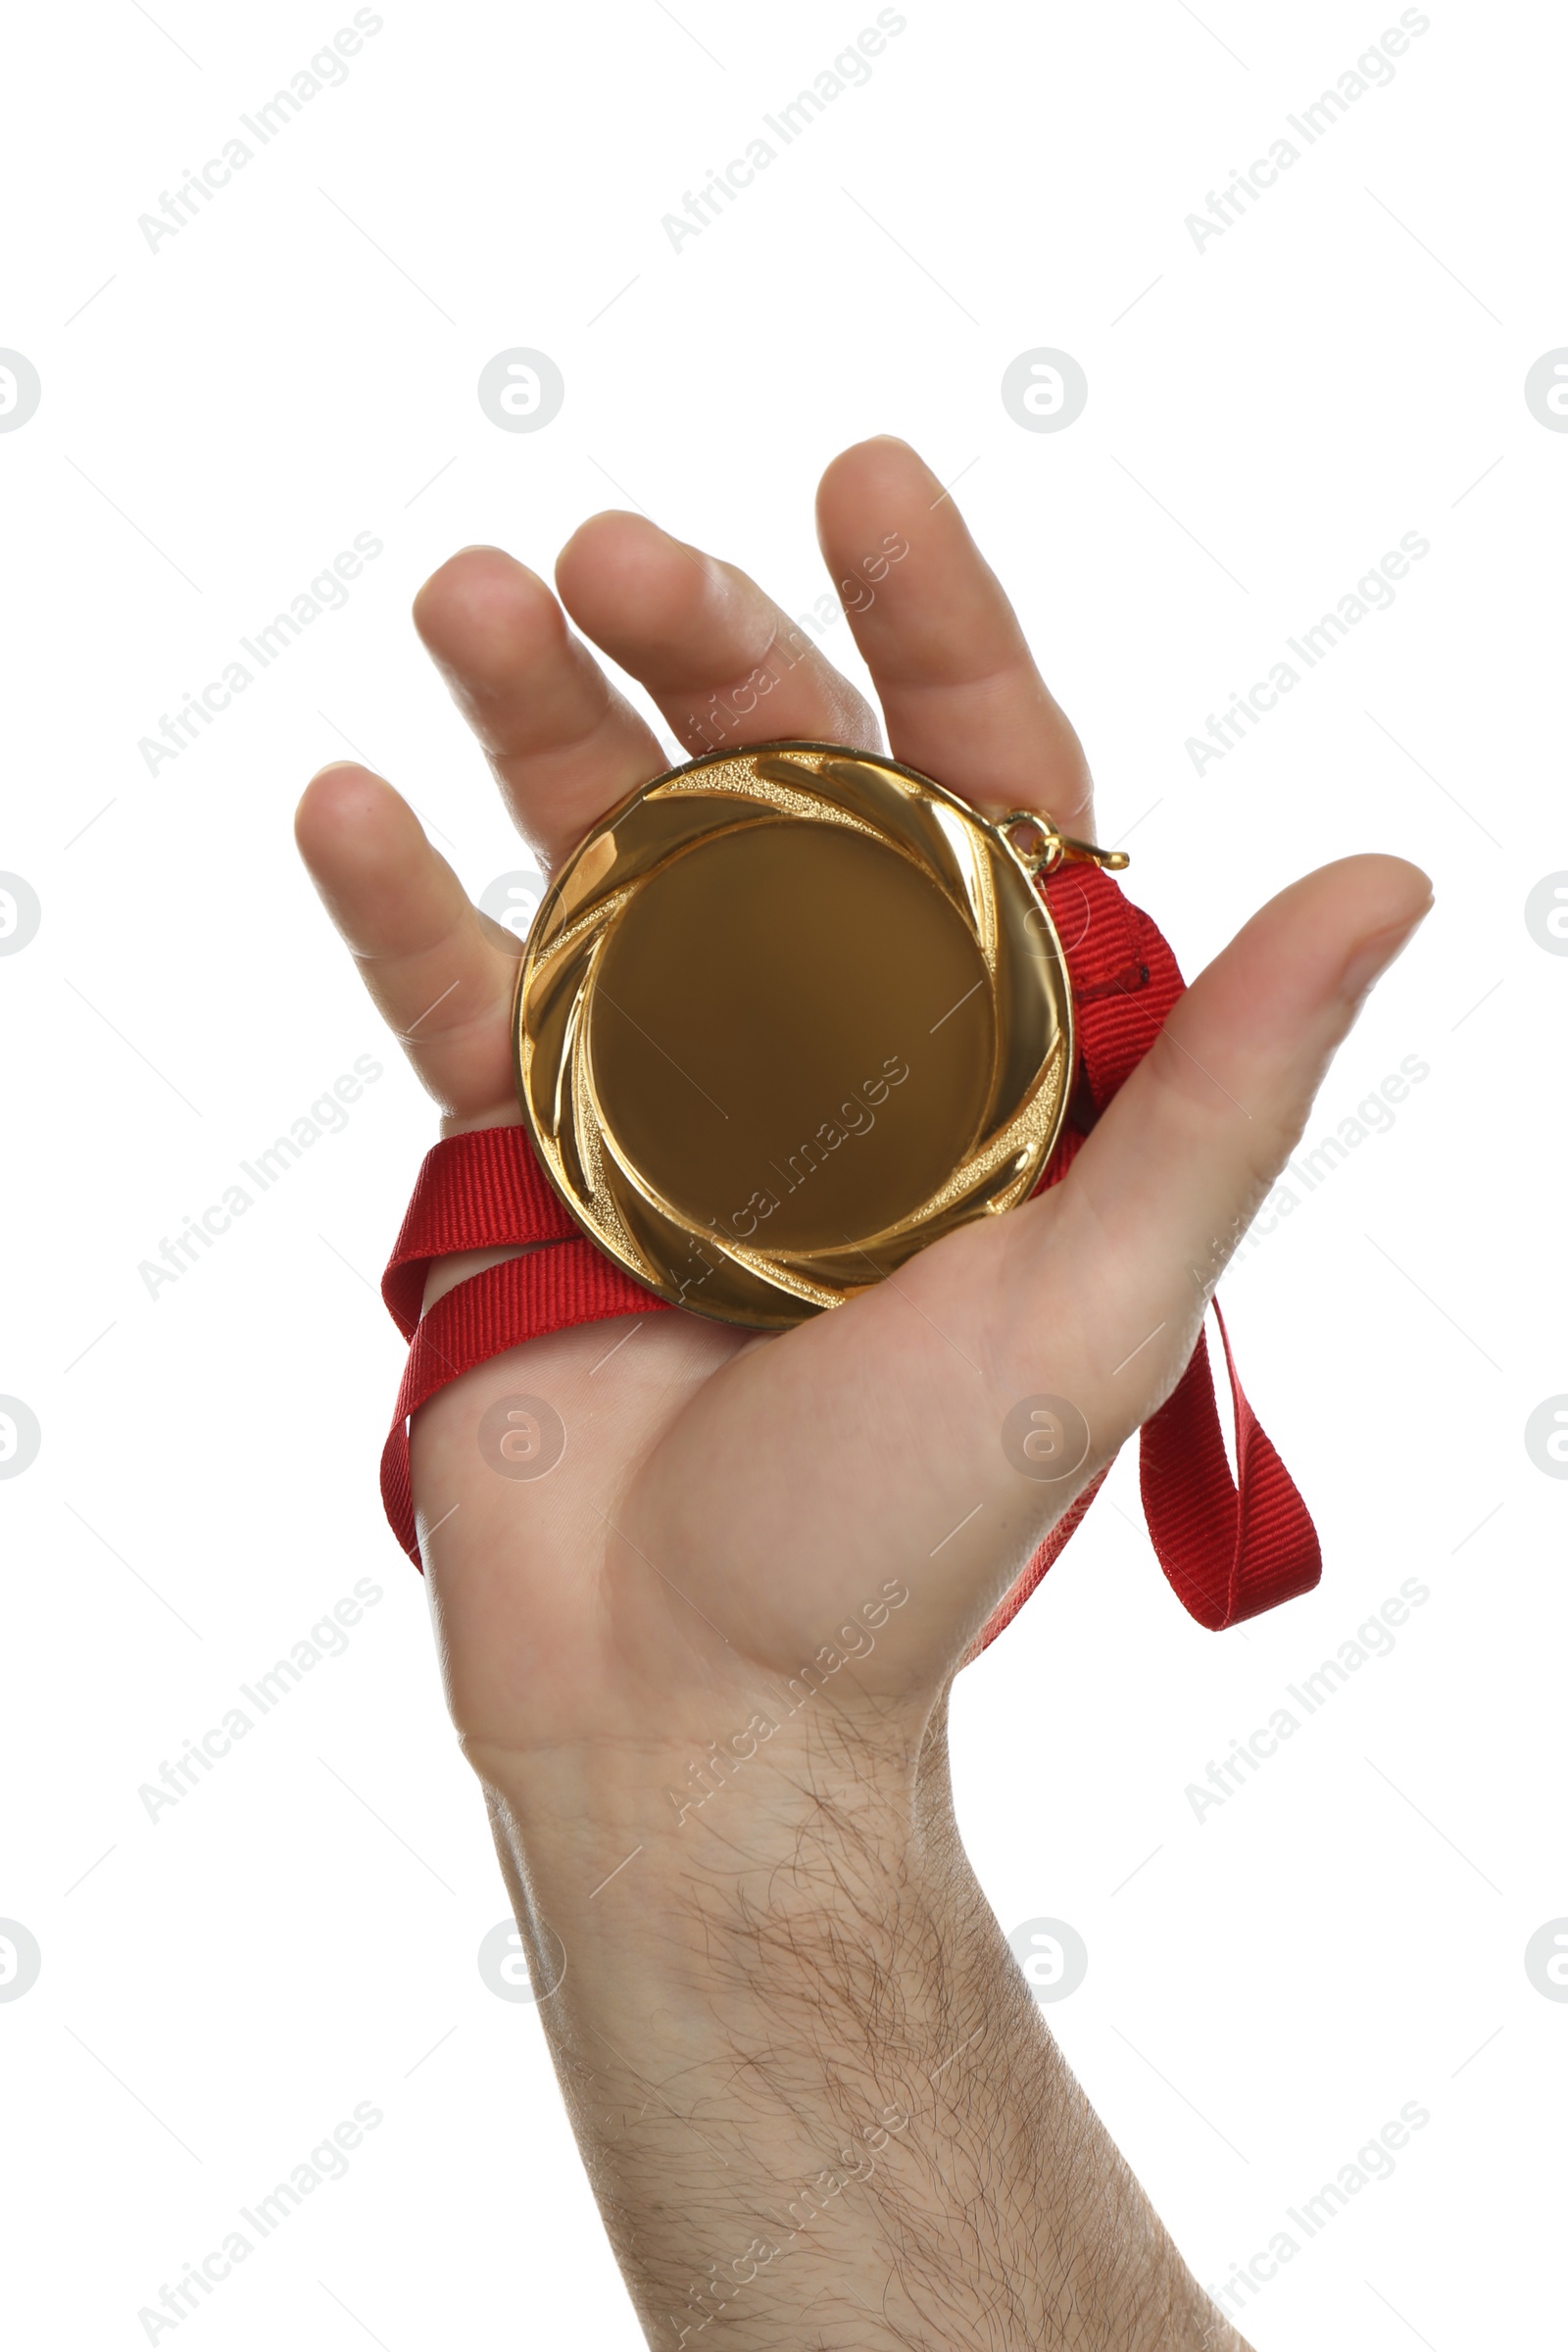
[513,743,1118,1329]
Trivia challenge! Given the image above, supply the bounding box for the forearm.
[478,1704,1250,2351]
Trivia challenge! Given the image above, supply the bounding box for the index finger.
[815,437,1095,835]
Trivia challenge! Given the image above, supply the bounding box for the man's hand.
[296,436,1428,2347]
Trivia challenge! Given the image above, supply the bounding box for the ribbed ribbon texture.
[378,865,1320,1648]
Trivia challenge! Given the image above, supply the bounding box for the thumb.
[1007,854,1434,1436]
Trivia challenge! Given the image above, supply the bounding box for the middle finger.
[554,509,881,766]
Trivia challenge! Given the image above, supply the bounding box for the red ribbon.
[378,866,1320,1646]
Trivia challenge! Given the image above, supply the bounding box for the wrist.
[473,1691,951,1966]
[472,1693,950,2023]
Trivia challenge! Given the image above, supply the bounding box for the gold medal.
[513,742,1127,1329]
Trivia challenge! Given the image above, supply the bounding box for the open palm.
[296,436,1428,1793]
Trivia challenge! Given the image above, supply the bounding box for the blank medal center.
[589,822,993,1252]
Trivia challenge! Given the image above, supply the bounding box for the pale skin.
[296,436,1431,2348]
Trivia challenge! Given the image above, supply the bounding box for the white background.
[2,0,1565,2344]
